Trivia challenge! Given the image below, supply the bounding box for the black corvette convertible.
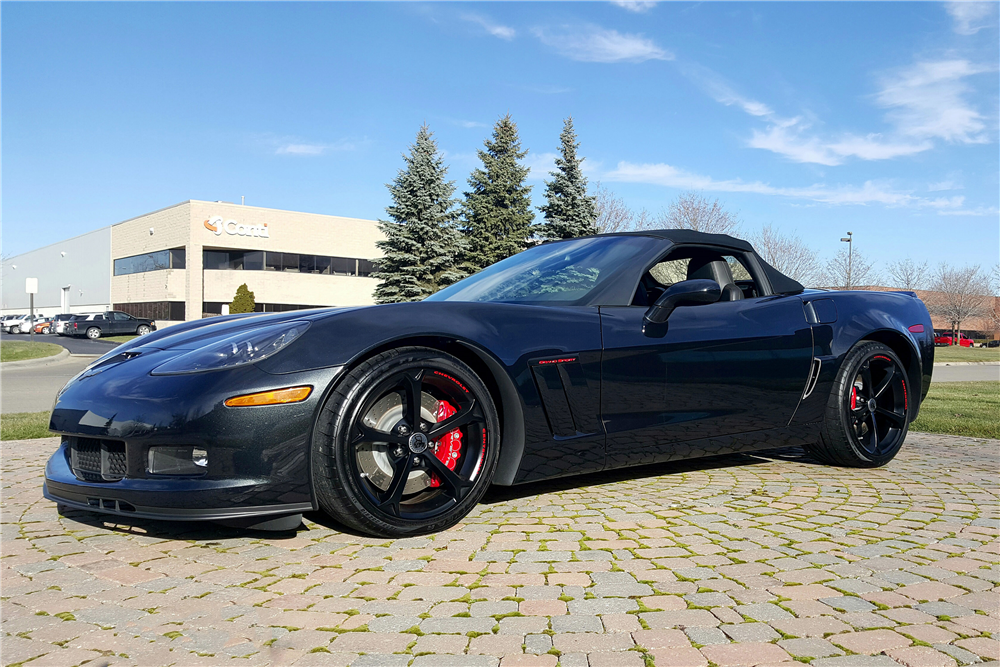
[45,230,934,537]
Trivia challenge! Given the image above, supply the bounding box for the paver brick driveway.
[3,433,998,667]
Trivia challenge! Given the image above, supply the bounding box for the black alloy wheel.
[845,353,908,457]
[312,347,500,537]
[808,341,911,468]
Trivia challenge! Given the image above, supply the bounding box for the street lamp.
[840,232,853,289]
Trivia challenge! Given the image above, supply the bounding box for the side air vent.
[801,358,822,400]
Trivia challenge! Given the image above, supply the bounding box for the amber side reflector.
[225,386,313,407]
[908,324,925,333]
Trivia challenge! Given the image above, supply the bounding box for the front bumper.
[44,353,344,523]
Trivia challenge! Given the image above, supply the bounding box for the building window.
[114,301,185,321]
[202,302,323,316]
[203,249,377,276]
[114,248,185,276]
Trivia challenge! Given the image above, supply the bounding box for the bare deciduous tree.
[750,225,823,286]
[593,183,654,233]
[593,183,633,234]
[658,192,741,235]
[887,257,929,291]
[929,263,991,343]
[823,247,881,289]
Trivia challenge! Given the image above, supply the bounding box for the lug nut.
[398,425,409,435]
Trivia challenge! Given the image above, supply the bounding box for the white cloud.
[266,136,363,156]
[938,206,999,216]
[525,152,559,180]
[945,2,995,35]
[876,59,991,144]
[603,160,967,209]
[928,179,963,191]
[534,25,672,63]
[826,134,933,161]
[276,143,326,156]
[462,14,515,40]
[679,63,775,118]
[611,0,657,13]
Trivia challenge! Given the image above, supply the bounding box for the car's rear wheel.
[137,325,151,336]
[807,341,910,468]
[42,326,50,334]
[311,346,500,537]
[86,327,101,340]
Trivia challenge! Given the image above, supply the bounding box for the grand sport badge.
[204,216,270,238]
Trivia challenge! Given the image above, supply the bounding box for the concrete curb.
[0,347,70,369]
[933,361,1000,367]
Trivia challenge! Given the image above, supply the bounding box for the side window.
[632,247,764,306]
[112,312,130,321]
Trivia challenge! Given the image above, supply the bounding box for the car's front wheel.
[137,325,151,336]
[86,327,101,340]
[311,346,500,537]
[807,341,911,467]
[42,327,50,334]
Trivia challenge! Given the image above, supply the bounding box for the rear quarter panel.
[794,291,933,425]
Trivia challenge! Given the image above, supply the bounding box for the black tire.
[311,346,500,537]
[86,327,101,340]
[137,325,151,336]
[807,341,911,467]
[42,327,50,334]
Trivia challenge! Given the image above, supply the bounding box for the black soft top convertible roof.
[606,228,805,295]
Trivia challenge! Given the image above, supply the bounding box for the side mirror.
[643,279,721,325]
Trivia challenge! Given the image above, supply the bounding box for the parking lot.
[2,432,997,667]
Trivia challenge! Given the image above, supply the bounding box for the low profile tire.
[86,327,101,340]
[807,341,911,468]
[137,325,151,336]
[311,346,501,538]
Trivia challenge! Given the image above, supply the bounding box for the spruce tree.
[372,125,467,303]
[539,117,597,240]
[462,114,534,271]
[229,283,256,314]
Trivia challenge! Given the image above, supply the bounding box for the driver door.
[599,251,813,468]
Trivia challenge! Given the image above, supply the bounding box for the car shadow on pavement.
[52,446,821,541]
[479,446,816,505]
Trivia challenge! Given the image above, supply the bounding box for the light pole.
[840,232,853,289]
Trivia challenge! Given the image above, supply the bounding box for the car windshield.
[426,236,648,305]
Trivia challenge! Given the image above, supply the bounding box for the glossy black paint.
[44,232,935,526]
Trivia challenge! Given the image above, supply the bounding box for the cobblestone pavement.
[3,433,998,667]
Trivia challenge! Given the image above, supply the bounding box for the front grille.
[68,437,128,482]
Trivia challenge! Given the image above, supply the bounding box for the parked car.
[66,311,156,339]
[934,333,974,347]
[985,339,1000,348]
[46,229,934,537]
[5,314,31,334]
[1,315,23,332]
[52,314,76,336]
[33,318,54,334]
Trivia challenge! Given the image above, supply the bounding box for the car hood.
[115,307,367,354]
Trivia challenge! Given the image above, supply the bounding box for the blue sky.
[4,2,998,270]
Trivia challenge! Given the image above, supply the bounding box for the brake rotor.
[357,392,439,494]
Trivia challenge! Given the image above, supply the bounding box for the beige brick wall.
[111,200,383,321]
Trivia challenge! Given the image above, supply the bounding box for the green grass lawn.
[934,345,1000,363]
[0,341,62,363]
[99,335,139,343]
[1,411,52,440]
[911,381,999,439]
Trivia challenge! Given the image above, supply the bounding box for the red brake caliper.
[429,400,462,488]
[851,386,857,410]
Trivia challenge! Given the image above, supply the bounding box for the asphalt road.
[933,363,1000,382]
[0,330,120,355]
[0,354,94,414]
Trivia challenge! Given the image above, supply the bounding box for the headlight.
[150,321,309,375]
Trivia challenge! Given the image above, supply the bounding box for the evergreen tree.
[539,117,597,240]
[229,283,256,314]
[372,125,468,303]
[462,114,534,271]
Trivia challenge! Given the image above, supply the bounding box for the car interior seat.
[686,252,743,301]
